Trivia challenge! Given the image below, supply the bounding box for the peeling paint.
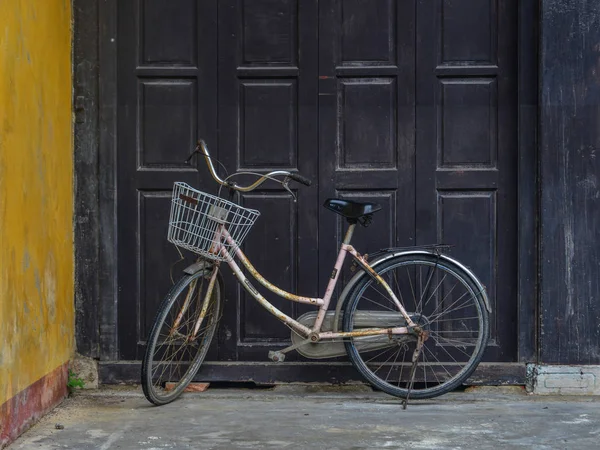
[22,250,30,270]
[0,362,68,447]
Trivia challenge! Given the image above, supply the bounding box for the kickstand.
[402,333,426,410]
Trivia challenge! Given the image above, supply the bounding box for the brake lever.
[184,146,201,164]
[282,178,297,203]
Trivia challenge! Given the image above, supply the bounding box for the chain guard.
[290,311,415,359]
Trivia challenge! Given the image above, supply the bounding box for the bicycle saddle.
[323,198,382,219]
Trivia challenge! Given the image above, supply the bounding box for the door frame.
[73,0,539,378]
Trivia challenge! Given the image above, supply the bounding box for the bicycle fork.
[170,265,220,342]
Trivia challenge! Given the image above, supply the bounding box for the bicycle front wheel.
[141,268,222,405]
[343,253,489,399]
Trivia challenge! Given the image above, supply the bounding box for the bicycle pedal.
[268,351,285,363]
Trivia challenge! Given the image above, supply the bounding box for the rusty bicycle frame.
[191,222,420,345]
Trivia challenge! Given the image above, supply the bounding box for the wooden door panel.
[340,0,397,66]
[440,0,496,64]
[439,79,498,167]
[242,0,298,65]
[140,0,197,66]
[239,80,298,169]
[138,192,174,342]
[138,80,198,168]
[437,192,497,302]
[338,78,398,169]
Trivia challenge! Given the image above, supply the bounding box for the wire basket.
[167,182,260,261]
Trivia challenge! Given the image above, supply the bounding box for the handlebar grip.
[288,173,312,187]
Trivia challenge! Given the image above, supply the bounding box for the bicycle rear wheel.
[141,268,222,405]
[343,253,489,399]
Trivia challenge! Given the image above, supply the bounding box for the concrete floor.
[9,385,600,449]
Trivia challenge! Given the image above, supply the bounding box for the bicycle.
[141,140,490,407]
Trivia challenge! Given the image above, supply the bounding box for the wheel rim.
[146,273,220,402]
[346,259,487,397]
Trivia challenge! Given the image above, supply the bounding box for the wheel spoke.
[423,345,453,380]
[433,317,480,323]
[398,345,409,387]
[429,296,479,322]
[364,345,396,363]
[416,265,436,314]
[386,346,403,383]
[371,347,402,376]
[358,294,397,312]
[421,274,448,313]
[428,333,478,357]
[407,267,417,307]
[427,279,459,318]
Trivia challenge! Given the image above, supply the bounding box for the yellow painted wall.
[0,0,73,406]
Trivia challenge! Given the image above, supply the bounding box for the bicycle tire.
[343,253,489,399]
[141,269,222,405]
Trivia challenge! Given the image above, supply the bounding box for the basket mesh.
[167,182,260,261]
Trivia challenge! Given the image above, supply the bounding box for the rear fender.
[332,250,491,332]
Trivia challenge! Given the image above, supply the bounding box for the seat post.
[343,222,357,245]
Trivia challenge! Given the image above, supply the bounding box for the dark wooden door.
[116,0,221,360]
[116,0,518,373]
[215,0,320,361]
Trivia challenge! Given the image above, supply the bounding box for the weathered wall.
[540,0,600,363]
[0,0,74,439]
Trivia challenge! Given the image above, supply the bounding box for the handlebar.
[193,140,312,192]
[287,173,312,187]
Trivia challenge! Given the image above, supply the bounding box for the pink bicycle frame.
[210,222,417,341]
